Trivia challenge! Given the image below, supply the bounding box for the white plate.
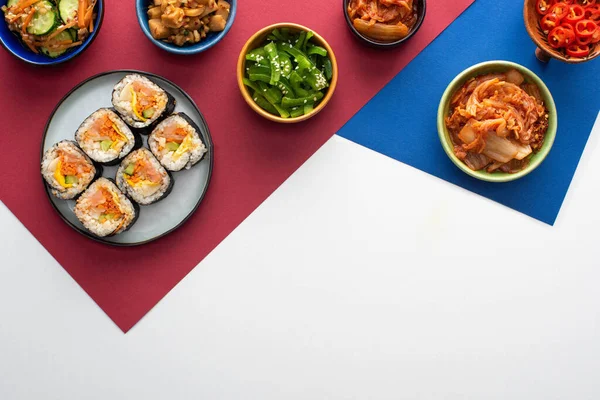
[41,70,213,246]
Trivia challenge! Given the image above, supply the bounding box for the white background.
[1,113,599,399]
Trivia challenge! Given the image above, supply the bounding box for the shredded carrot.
[7,14,23,23]
[48,41,83,50]
[46,40,73,47]
[84,6,93,29]
[78,0,87,29]
[21,8,35,33]
[45,20,77,41]
[24,40,38,53]
[89,16,94,33]
[16,0,40,12]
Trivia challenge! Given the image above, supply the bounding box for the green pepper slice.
[281,92,324,109]
[246,48,269,65]
[307,45,328,57]
[252,91,278,115]
[289,71,310,97]
[248,65,272,84]
[264,42,281,85]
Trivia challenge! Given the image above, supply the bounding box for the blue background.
[337,0,600,225]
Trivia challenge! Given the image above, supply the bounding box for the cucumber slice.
[68,28,77,41]
[40,30,72,58]
[100,140,113,151]
[27,1,58,36]
[58,0,78,24]
[166,142,180,152]
[64,175,78,185]
[142,108,155,119]
[124,164,135,175]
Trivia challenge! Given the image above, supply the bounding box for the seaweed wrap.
[74,178,139,237]
[111,74,176,134]
[148,113,207,171]
[75,108,140,166]
[116,148,173,205]
[41,140,101,200]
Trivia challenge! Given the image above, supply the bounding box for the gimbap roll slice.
[74,178,139,237]
[75,108,139,166]
[116,148,173,205]
[148,113,207,171]
[41,140,100,200]
[111,74,176,133]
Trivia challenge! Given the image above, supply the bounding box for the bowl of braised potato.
[136,0,236,54]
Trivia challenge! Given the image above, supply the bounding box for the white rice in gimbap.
[116,148,172,205]
[148,113,207,171]
[112,74,172,129]
[74,178,137,237]
[75,108,136,164]
[41,141,97,200]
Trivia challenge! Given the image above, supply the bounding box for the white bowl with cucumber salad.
[0,0,104,65]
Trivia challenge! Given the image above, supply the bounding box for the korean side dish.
[445,69,549,174]
[111,74,176,132]
[148,113,207,171]
[41,140,100,199]
[347,0,418,42]
[41,74,209,238]
[536,0,600,58]
[146,0,230,46]
[242,28,333,119]
[2,0,97,57]
[74,177,138,237]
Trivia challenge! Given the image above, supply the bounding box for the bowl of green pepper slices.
[237,23,338,123]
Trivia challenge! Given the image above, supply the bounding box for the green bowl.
[437,61,557,183]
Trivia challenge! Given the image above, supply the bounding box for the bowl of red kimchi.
[343,0,426,48]
[437,61,557,183]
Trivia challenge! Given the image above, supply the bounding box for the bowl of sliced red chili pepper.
[524,0,600,63]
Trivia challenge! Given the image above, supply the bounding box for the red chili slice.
[565,5,586,24]
[584,5,600,21]
[566,43,591,56]
[578,0,596,6]
[575,19,598,37]
[537,0,553,14]
[549,26,577,47]
[549,3,571,19]
[576,33,594,43]
[553,0,575,4]
[541,13,561,31]
[560,22,579,42]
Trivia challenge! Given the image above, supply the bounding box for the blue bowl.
[136,0,236,54]
[0,0,104,66]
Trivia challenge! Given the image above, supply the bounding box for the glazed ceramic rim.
[40,69,214,247]
[236,22,339,124]
[342,0,427,48]
[135,0,237,55]
[0,0,105,66]
[522,0,599,64]
[437,60,557,183]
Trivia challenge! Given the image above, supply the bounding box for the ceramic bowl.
[237,23,338,123]
[342,0,426,48]
[437,61,557,183]
[523,0,600,63]
[136,0,236,55]
[0,0,104,65]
